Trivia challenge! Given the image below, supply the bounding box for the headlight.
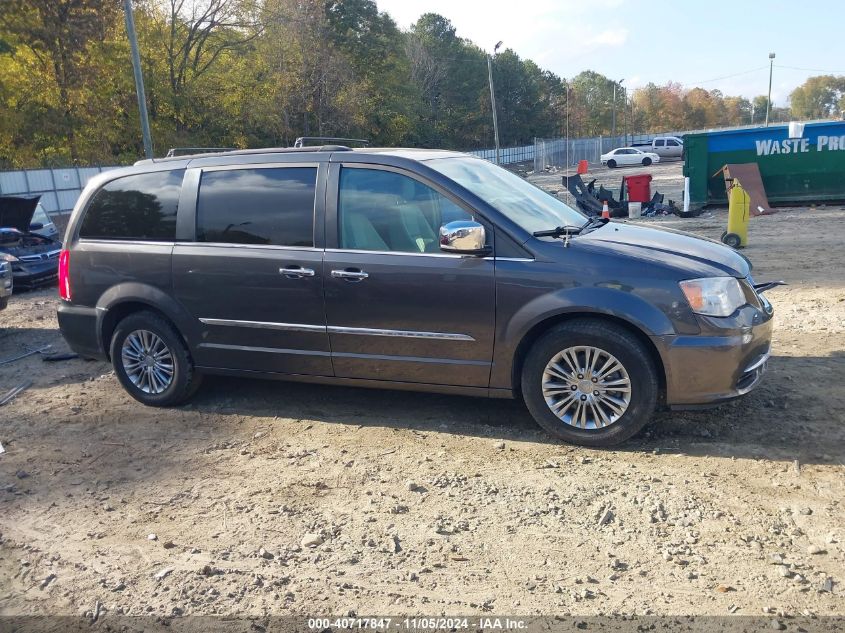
[0,253,19,263]
[679,277,745,317]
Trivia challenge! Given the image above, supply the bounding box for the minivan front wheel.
[110,311,202,406]
[521,320,658,446]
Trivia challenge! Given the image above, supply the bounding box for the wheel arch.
[510,311,666,401]
[96,283,198,361]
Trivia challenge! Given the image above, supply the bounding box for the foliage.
[0,0,837,167]
[789,75,845,120]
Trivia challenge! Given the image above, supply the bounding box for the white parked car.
[600,147,661,168]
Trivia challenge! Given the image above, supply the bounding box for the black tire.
[521,319,658,447]
[722,232,742,248]
[607,159,617,168]
[642,157,652,166]
[110,310,202,406]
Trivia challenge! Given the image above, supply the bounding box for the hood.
[576,222,750,278]
[0,196,40,233]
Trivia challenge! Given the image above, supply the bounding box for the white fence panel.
[0,165,118,216]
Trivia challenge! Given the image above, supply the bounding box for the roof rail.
[165,147,236,157]
[136,144,357,165]
[294,136,370,148]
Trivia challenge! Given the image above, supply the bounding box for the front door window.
[338,168,473,254]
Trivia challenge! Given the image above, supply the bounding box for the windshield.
[32,204,51,226]
[427,157,585,234]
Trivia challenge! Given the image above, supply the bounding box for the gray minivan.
[57,146,775,446]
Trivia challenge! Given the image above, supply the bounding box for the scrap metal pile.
[563,174,699,218]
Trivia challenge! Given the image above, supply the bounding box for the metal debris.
[0,344,52,366]
[0,381,32,406]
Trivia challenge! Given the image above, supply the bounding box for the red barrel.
[625,174,653,203]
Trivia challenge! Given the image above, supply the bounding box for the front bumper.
[11,257,58,287]
[654,302,773,407]
[0,262,12,301]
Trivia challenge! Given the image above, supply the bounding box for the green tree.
[0,0,119,162]
[790,75,845,119]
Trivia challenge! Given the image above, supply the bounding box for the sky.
[375,0,845,106]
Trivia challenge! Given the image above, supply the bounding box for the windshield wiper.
[532,216,610,240]
[580,216,610,232]
[532,225,584,238]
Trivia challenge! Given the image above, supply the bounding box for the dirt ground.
[1,165,844,622]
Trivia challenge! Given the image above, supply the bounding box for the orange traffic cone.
[601,200,610,219]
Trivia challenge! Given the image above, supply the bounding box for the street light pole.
[123,0,153,159]
[487,41,502,165]
[765,52,775,127]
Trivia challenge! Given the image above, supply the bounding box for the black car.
[0,196,62,288]
[56,146,775,446]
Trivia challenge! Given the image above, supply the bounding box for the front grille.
[18,249,60,263]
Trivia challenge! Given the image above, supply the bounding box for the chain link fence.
[0,166,118,216]
[469,144,534,165]
[533,136,627,173]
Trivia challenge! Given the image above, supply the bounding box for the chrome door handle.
[280,266,315,278]
[331,269,369,280]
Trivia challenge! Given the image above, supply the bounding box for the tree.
[139,0,262,132]
[790,75,845,119]
[0,0,119,161]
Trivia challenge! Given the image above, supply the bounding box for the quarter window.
[196,167,316,247]
[79,170,184,240]
[338,168,472,253]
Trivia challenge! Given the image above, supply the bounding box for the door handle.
[280,266,315,278]
[331,269,369,281]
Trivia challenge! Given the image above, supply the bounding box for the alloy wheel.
[121,329,174,394]
[541,345,632,429]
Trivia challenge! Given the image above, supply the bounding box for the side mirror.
[439,220,489,255]
[29,222,44,231]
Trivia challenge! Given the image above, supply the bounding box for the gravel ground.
[0,170,843,622]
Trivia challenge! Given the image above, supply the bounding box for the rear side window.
[79,170,184,240]
[196,167,316,247]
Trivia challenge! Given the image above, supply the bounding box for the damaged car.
[0,254,11,310]
[0,195,62,288]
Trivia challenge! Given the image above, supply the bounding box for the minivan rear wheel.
[521,320,658,446]
[110,311,202,407]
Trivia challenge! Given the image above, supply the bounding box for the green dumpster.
[683,120,845,209]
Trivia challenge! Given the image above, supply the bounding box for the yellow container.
[721,179,750,248]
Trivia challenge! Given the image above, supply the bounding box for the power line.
[683,66,768,87]
[775,64,845,74]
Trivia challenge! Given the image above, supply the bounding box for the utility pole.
[123,0,153,159]
[621,83,627,145]
[565,81,570,169]
[765,52,775,127]
[487,41,502,164]
[611,78,624,140]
